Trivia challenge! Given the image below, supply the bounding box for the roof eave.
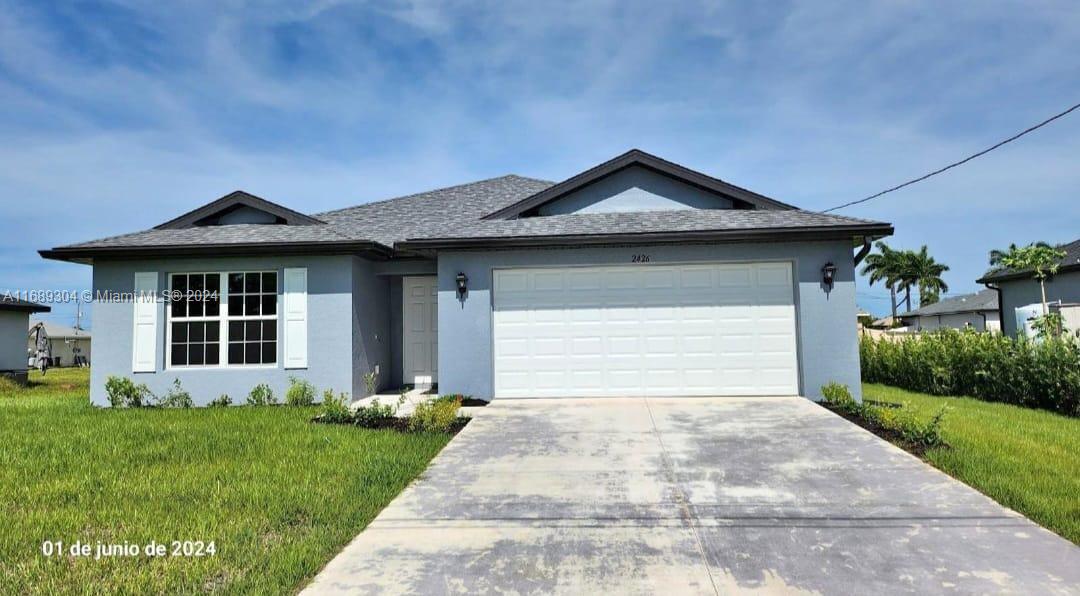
[397,223,894,251]
[0,304,52,313]
[39,240,394,264]
[977,262,1080,284]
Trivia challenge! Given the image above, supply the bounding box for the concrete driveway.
[304,397,1079,595]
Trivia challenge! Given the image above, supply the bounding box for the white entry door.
[403,276,438,386]
[493,262,799,398]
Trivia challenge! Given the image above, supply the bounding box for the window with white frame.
[167,271,277,368]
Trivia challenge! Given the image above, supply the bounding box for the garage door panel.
[493,262,799,398]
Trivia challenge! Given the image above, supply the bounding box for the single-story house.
[27,321,91,367]
[897,289,1000,333]
[978,238,1080,337]
[40,150,893,406]
[0,297,51,383]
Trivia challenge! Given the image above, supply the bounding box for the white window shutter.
[283,267,308,369]
[131,272,158,372]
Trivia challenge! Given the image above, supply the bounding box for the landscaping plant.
[208,394,232,407]
[246,383,277,406]
[409,395,463,432]
[319,389,352,423]
[103,375,152,408]
[157,379,194,408]
[821,382,947,449]
[285,376,316,406]
[860,329,1080,416]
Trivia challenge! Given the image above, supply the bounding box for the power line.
[821,101,1080,213]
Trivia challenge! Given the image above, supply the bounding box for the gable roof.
[482,149,796,220]
[40,151,892,263]
[977,239,1080,283]
[898,289,999,318]
[154,190,325,230]
[0,296,51,313]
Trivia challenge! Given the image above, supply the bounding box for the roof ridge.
[315,174,553,217]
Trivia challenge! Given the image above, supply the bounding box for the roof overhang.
[40,240,394,265]
[977,262,1080,284]
[0,300,51,313]
[482,149,798,220]
[397,223,894,251]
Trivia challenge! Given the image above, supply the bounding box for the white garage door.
[493,262,799,398]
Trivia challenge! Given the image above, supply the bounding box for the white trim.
[131,271,158,373]
[283,267,308,370]
[165,270,280,370]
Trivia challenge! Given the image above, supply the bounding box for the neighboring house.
[40,150,893,406]
[978,238,1080,337]
[0,297,50,383]
[897,289,1000,333]
[27,321,91,367]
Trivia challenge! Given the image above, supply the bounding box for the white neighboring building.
[898,289,1001,333]
[27,320,91,367]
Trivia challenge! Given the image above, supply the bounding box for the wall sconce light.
[821,262,837,290]
[455,272,468,298]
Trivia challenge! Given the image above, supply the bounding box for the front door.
[403,276,438,387]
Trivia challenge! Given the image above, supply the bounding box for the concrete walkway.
[303,397,1079,595]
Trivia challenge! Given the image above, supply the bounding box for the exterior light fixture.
[455,272,468,297]
[821,262,837,289]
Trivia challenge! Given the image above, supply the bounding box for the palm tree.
[860,241,905,318]
[900,246,950,307]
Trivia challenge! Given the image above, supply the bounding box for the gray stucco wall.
[351,257,391,396]
[536,166,734,215]
[90,255,359,406]
[437,240,861,401]
[0,310,29,371]
[996,270,1080,337]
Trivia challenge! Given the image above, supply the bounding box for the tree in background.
[902,246,950,308]
[860,241,905,318]
[989,242,1068,318]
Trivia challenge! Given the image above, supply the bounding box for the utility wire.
[821,101,1080,213]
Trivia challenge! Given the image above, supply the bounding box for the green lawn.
[0,369,453,594]
[864,383,1080,544]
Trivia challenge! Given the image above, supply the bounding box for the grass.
[0,368,453,594]
[864,382,1080,544]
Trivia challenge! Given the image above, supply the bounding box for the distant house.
[0,297,51,383]
[978,238,1080,337]
[898,289,1000,333]
[27,321,91,367]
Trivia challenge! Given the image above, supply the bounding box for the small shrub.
[353,398,396,427]
[208,394,232,407]
[319,390,352,423]
[821,382,947,449]
[285,377,316,406]
[104,375,152,408]
[158,379,193,409]
[246,383,277,406]
[362,370,379,395]
[409,395,463,433]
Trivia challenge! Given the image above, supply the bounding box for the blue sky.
[2,1,1078,327]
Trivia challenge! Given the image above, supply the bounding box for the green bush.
[821,383,946,448]
[860,330,1080,416]
[409,396,463,433]
[104,376,152,408]
[208,394,232,407]
[246,383,277,406]
[285,377,316,406]
[353,397,399,427]
[319,390,352,423]
[158,379,193,408]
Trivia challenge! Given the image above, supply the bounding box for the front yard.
[0,368,453,594]
[864,383,1080,544]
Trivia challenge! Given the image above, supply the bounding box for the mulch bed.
[818,402,932,458]
[312,415,470,435]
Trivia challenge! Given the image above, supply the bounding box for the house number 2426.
[631,254,651,263]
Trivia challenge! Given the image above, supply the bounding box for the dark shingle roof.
[41,159,893,261]
[978,239,1080,283]
[0,297,51,313]
[898,289,998,318]
[399,209,888,248]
